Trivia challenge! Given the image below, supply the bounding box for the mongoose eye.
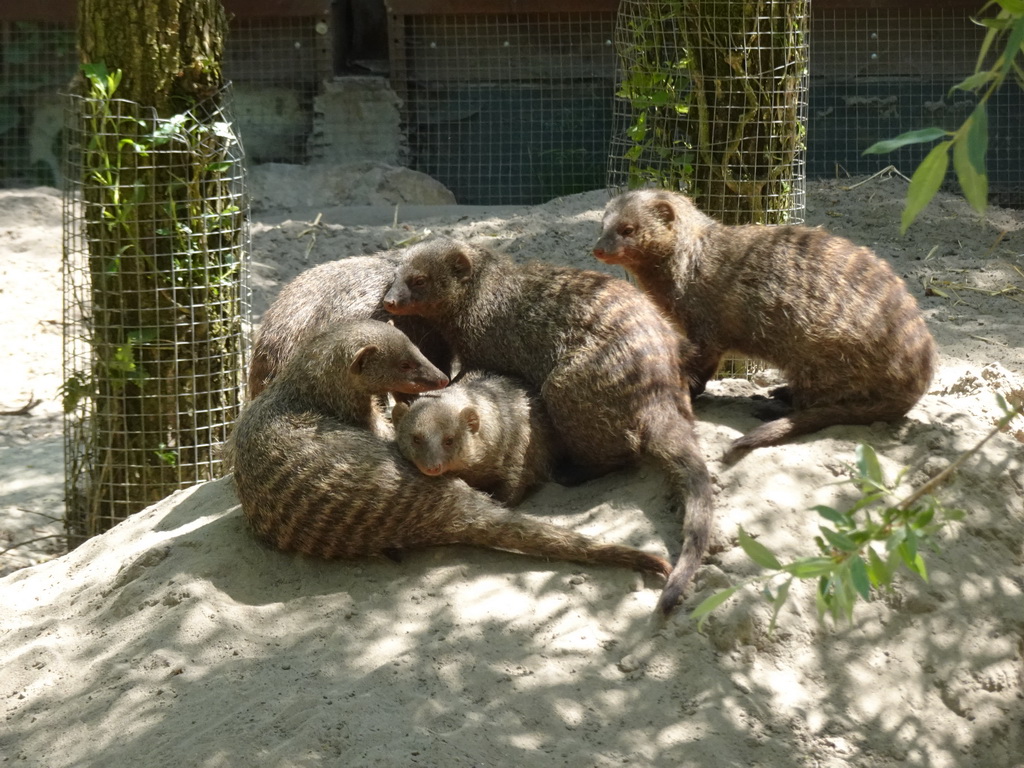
[621,225,635,237]
[400,360,414,371]
[410,275,427,288]
[443,437,455,447]
[411,435,422,445]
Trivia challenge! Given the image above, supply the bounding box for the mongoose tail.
[643,411,716,615]
[442,498,673,578]
[723,399,920,465]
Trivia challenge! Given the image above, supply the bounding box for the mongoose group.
[229,188,935,616]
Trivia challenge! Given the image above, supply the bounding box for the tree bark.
[65,0,246,544]
[77,0,226,113]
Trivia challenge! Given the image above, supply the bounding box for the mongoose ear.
[652,199,676,225]
[350,344,379,375]
[391,401,409,425]
[460,406,481,434]
[449,249,473,279]
[385,318,396,327]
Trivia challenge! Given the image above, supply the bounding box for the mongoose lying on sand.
[229,319,671,579]
[247,254,450,399]
[594,189,937,464]
[392,370,559,506]
[383,237,712,614]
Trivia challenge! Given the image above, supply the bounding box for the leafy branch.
[863,0,1024,232]
[693,397,1023,630]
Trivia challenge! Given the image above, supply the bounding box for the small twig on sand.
[840,165,911,191]
[898,405,1023,511]
[0,534,66,559]
[0,395,42,416]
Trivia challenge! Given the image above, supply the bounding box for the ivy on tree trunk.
[65,0,246,543]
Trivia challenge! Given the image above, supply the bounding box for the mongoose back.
[247,253,450,399]
[392,371,560,506]
[594,189,937,463]
[382,237,714,614]
[229,319,672,580]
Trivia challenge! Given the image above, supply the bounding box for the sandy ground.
[1,175,1023,767]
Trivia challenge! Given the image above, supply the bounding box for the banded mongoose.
[382,237,714,615]
[594,189,937,464]
[392,370,560,506]
[247,253,451,399]
[229,319,672,580]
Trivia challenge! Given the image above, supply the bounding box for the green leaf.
[862,127,949,155]
[999,11,1024,76]
[952,70,999,92]
[913,506,936,529]
[738,527,782,570]
[910,552,929,581]
[691,585,739,630]
[904,526,919,560]
[855,444,886,493]
[821,526,858,553]
[812,505,848,526]
[898,540,916,572]
[849,556,872,600]
[867,546,890,587]
[768,577,793,635]
[901,141,953,233]
[784,557,836,578]
[953,105,989,213]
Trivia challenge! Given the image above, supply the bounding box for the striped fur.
[229,319,671,579]
[247,253,451,400]
[383,238,713,614]
[595,189,937,463]
[392,370,560,506]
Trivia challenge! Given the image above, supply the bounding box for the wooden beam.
[0,0,332,23]
[386,0,618,15]
[0,0,75,22]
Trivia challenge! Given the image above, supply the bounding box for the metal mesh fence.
[607,0,809,226]
[0,19,77,187]
[388,4,618,205]
[808,3,1022,207]
[224,14,332,165]
[0,5,331,187]
[606,0,809,380]
[62,85,250,545]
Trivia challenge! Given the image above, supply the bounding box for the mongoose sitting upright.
[229,319,672,580]
[392,371,560,506]
[383,237,713,615]
[247,253,451,399]
[594,189,937,464]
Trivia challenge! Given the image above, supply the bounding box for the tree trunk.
[78,0,226,114]
[64,0,247,544]
[608,0,809,225]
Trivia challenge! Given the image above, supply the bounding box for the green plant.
[612,0,808,225]
[63,62,246,542]
[863,0,1024,232]
[693,397,1023,630]
[613,3,695,192]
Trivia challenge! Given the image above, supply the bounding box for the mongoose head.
[293,320,450,399]
[383,238,479,320]
[593,189,706,267]
[392,395,480,476]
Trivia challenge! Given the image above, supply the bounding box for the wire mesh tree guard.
[608,0,810,226]
[61,73,250,546]
[607,0,809,379]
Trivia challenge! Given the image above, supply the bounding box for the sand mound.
[2,178,1023,766]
